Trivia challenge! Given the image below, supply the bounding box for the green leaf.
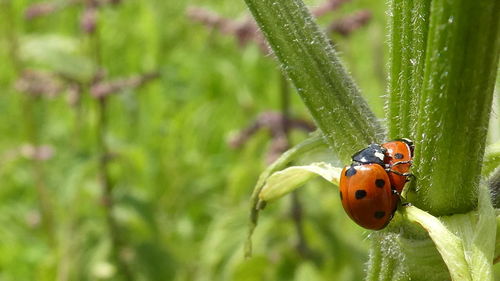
[403,206,471,281]
[243,0,384,163]
[20,34,96,82]
[403,185,496,281]
[258,162,341,203]
[397,235,449,281]
[245,133,327,257]
[409,0,500,215]
[448,185,495,281]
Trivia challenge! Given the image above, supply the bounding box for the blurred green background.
[3,0,489,280]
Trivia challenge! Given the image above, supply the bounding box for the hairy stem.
[409,0,500,215]
[387,0,431,139]
[243,0,384,163]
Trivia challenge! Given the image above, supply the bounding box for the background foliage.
[0,0,498,280]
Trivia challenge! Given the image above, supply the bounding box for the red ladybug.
[339,164,398,230]
[350,139,414,194]
[382,138,414,194]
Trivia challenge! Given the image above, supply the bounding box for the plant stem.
[243,0,384,163]
[280,74,290,138]
[387,0,431,139]
[279,74,313,259]
[365,234,382,281]
[96,97,133,281]
[409,0,500,215]
[90,21,134,281]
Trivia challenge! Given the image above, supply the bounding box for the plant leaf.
[258,162,341,203]
[460,184,495,281]
[403,206,471,281]
[245,132,327,257]
[20,34,96,82]
[403,185,496,281]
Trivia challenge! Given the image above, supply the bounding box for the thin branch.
[327,10,372,36]
[90,72,160,98]
[279,74,314,259]
[229,112,316,147]
[89,16,135,281]
[25,0,119,20]
[186,1,367,55]
[312,0,351,17]
[15,70,65,98]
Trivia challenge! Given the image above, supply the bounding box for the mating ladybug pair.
[339,139,414,230]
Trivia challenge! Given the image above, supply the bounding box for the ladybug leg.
[387,169,414,178]
[391,160,413,166]
[402,202,412,207]
[403,173,416,182]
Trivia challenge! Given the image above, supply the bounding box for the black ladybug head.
[351,143,386,166]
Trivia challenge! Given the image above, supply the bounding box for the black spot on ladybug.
[355,190,367,199]
[345,166,357,177]
[374,211,385,219]
[395,153,404,159]
[375,179,385,188]
[339,191,343,200]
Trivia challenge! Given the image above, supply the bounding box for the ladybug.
[339,164,398,230]
[381,138,414,194]
[351,139,414,194]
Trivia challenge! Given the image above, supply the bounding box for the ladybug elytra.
[339,164,397,230]
[338,139,414,230]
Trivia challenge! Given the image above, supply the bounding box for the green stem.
[280,74,290,135]
[387,0,431,139]
[243,0,384,163]
[90,23,135,281]
[279,73,313,259]
[96,97,133,280]
[365,236,382,281]
[409,0,500,215]
[398,235,450,280]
